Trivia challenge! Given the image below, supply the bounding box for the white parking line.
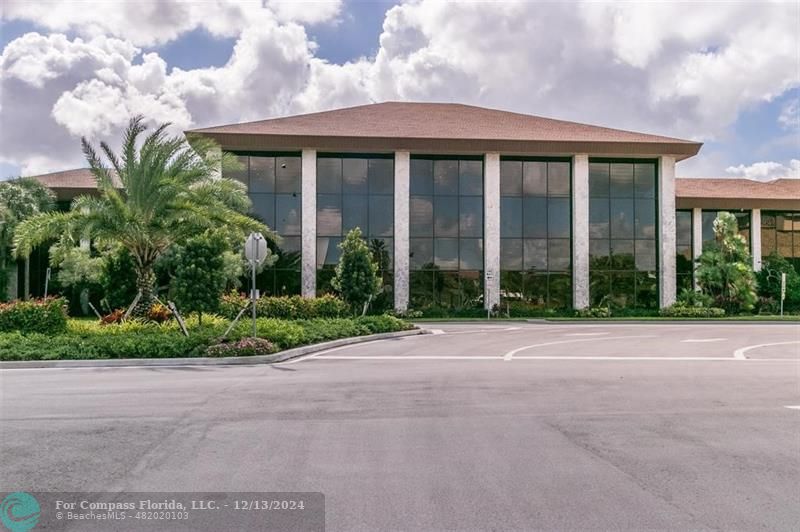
[681,338,727,343]
[785,406,800,410]
[564,332,609,337]
[502,335,656,361]
[428,329,446,335]
[316,355,501,360]
[733,341,800,360]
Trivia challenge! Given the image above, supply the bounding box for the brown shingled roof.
[676,178,800,200]
[188,101,702,159]
[30,168,120,201]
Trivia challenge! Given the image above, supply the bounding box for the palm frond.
[13,211,76,258]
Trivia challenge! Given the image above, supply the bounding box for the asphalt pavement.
[1,322,799,531]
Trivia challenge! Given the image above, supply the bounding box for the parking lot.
[2,321,799,531]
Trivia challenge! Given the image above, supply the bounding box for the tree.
[99,246,139,311]
[332,228,381,314]
[13,116,269,316]
[169,232,228,324]
[695,211,757,312]
[757,253,800,310]
[0,178,55,300]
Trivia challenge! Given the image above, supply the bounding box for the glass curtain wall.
[316,155,394,306]
[761,211,800,270]
[499,158,572,309]
[675,210,694,292]
[224,153,302,295]
[588,160,658,309]
[702,210,751,252]
[409,157,484,309]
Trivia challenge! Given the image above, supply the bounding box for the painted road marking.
[502,336,657,361]
[429,329,446,335]
[564,332,609,337]
[316,355,501,360]
[310,355,797,362]
[681,338,727,343]
[733,341,800,360]
[785,406,800,410]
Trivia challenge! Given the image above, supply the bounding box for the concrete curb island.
[0,329,429,369]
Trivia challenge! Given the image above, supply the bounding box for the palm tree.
[14,116,271,316]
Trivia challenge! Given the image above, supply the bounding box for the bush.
[100,247,138,311]
[660,305,725,318]
[675,288,714,308]
[147,303,172,323]
[206,338,275,357]
[219,292,348,320]
[169,233,228,323]
[757,253,800,311]
[356,314,413,333]
[0,297,68,334]
[332,228,381,313]
[575,307,611,318]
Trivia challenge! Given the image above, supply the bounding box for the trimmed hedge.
[659,305,726,318]
[219,292,348,320]
[0,298,68,334]
[0,314,412,361]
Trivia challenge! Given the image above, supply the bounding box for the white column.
[692,207,702,290]
[484,153,501,310]
[751,208,762,271]
[393,151,410,312]
[659,156,677,308]
[572,154,590,309]
[301,149,317,298]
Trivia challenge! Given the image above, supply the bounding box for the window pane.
[611,272,635,307]
[501,197,522,237]
[275,194,301,236]
[369,195,394,237]
[459,238,483,270]
[501,238,523,270]
[523,273,548,306]
[548,198,570,238]
[276,157,301,193]
[225,154,249,185]
[610,199,634,238]
[548,273,572,308]
[590,239,609,270]
[676,211,692,245]
[249,156,275,193]
[370,237,393,269]
[279,236,301,254]
[590,272,610,306]
[317,158,342,193]
[410,159,433,195]
[500,160,523,196]
[702,211,717,245]
[317,194,342,236]
[523,161,547,196]
[523,197,547,238]
[777,217,792,258]
[342,194,368,234]
[250,193,275,228]
[635,199,656,239]
[548,162,570,196]
[459,160,483,195]
[635,240,656,271]
[501,271,523,298]
[369,159,394,194]
[410,238,433,269]
[459,196,483,237]
[676,245,693,275]
[611,239,634,270]
[342,158,368,194]
[434,196,459,237]
[523,238,547,271]
[316,237,341,267]
[635,272,658,309]
[634,163,655,198]
[610,163,634,197]
[410,196,433,237]
[589,198,609,239]
[548,239,570,271]
[434,238,459,270]
[434,160,458,194]
[410,271,434,308]
[589,162,609,197]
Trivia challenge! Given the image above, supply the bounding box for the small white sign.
[245,232,269,265]
[781,272,786,301]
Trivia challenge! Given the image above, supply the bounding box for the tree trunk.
[132,265,156,317]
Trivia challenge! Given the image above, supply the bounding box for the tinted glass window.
[317,158,342,194]
[342,158,368,194]
[434,160,459,194]
[249,156,275,193]
[276,157,301,193]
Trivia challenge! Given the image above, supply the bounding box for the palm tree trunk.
[133,265,156,317]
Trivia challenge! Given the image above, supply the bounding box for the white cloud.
[725,159,800,181]
[778,98,799,130]
[1,0,798,176]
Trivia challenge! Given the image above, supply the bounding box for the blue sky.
[0,0,797,181]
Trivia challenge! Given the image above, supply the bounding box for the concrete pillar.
[751,208,762,271]
[658,156,677,308]
[393,151,410,312]
[483,153,500,309]
[301,149,317,298]
[572,154,589,309]
[692,207,702,290]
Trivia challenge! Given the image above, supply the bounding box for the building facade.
[23,102,800,310]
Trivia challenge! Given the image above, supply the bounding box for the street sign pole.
[780,272,786,317]
[245,232,269,339]
[251,258,257,338]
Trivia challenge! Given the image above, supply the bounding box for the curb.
[540,319,800,324]
[0,329,429,369]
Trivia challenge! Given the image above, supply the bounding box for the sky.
[0,0,798,182]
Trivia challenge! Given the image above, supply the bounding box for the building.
[24,102,800,310]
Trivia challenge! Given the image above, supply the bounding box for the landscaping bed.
[0,314,413,361]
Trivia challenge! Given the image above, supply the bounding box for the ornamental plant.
[169,232,228,324]
[695,212,757,313]
[332,228,381,315]
[756,253,800,310]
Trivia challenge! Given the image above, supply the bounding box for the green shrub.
[757,253,800,311]
[575,306,611,318]
[659,306,725,318]
[332,228,381,313]
[169,232,228,323]
[675,288,714,308]
[219,292,348,320]
[356,314,414,333]
[0,298,68,334]
[206,338,275,357]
